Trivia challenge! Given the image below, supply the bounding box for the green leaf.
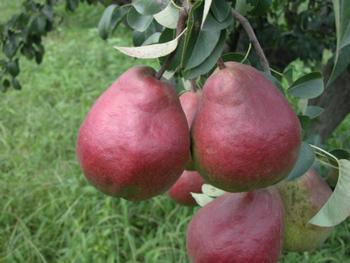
[142,32,161,45]
[7,59,20,77]
[11,78,21,90]
[211,0,231,22]
[201,184,226,197]
[222,52,250,64]
[310,159,350,227]
[304,105,324,119]
[202,12,233,31]
[298,115,311,131]
[327,0,350,85]
[98,4,118,40]
[114,28,186,59]
[201,0,213,29]
[127,7,153,32]
[330,149,350,160]
[235,0,255,15]
[287,142,315,181]
[180,0,203,68]
[132,0,169,15]
[191,193,214,207]
[288,72,324,99]
[153,2,179,29]
[183,30,226,79]
[185,30,221,69]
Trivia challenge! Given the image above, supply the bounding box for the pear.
[168,170,204,206]
[192,62,301,192]
[277,169,334,252]
[179,90,201,170]
[76,66,189,201]
[187,188,284,263]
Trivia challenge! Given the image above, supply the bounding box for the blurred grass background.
[0,1,349,262]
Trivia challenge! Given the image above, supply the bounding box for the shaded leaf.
[132,0,169,15]
[211,0,231,22]
[310,159,350,227]
[330,149,350,160]
[287,142,315,181]
[201,0,212,29]
[202,12,233,31]
[327,0,350,85]
[184,30,226,79]
[98,4,118,40]
[185,30,221,69]
[304,105,324,119]
[289,72,324,99]
[127,7,153,32]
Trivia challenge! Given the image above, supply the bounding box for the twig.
[155,8,188,80]
[216,58,226,69]
[231,9,270,74]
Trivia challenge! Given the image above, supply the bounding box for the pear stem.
[190,79,198,92]
[231,9,271,74]
[155,8,188,80]
[217,58,226,69]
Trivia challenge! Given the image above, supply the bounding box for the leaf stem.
[231,9,270,74]
[155,8,188,80]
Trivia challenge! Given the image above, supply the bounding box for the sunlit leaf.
[201,184,226,197]
[191,193,214,207]
[310,159,350,227]
[114,28,186,59]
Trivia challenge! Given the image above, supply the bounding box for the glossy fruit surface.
[168,170,204,206]
[192,62,301,192]
[277,169,334,251]
[76,66,189,200]
[187,188,284,263]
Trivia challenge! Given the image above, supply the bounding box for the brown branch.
[155,8,188,80]
[231,9,270,74]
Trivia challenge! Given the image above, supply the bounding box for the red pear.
[192,62,301,192]
[76,66,190,201]
[179,90,201,170]
[168,170,204,206]
[277,169,334,251]
[187,188,284,263]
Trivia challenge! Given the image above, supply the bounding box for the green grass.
[0,2,350,262]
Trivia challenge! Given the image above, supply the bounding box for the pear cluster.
[76,62,332,262]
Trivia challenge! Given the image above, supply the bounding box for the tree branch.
[155,8,188,80]
[231,9,270,74]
